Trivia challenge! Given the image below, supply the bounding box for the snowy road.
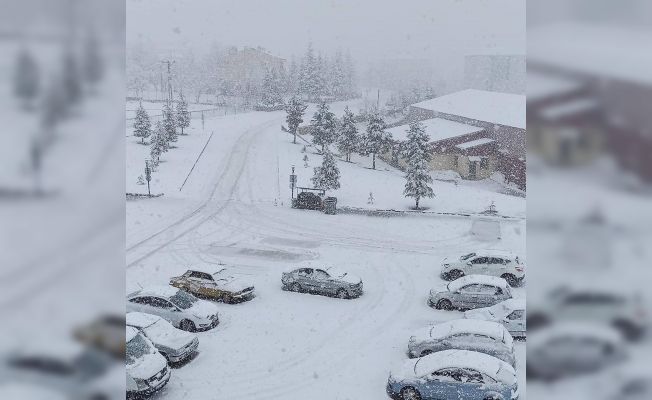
[126,110,526,399]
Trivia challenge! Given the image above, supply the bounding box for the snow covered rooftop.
[418,319,511,345]
[539,98,599,120]
[412,349,516,383]
[455,138,495,150]
[411,89,526,129]
[447,274,509,292]
[527,71,584,101]
[529,22,652,85]
[386,118,484,143]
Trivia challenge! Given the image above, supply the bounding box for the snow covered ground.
[126,102,526,399]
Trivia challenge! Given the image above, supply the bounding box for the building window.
[480,157,489,169]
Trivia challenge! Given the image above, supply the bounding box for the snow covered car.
[465,298,526,339]
[170,266,255,303]
[429,275,512,311]
[126,285,219,332]
[386,349,519,400]
[281,266,363,299]
[407,319,516,367]
[528,284,648,340]
[0,338,117,400]
[126,312,199,364]
[440,250,525,287]
[527,323,627,381]
[73,314,125,359]
[126,326,171,397]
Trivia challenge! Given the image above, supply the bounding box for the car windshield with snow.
[126,326,171,396]
[407,319,516,367]
[127,285,219,332]
[386,349,518,400]
[429,275,513,311]
[465,298,527,339]
[440,249,525,287]
[170,267,256,303]
[281,266,363,299]
[127,312,199,364]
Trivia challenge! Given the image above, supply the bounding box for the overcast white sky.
[127,0,524,62]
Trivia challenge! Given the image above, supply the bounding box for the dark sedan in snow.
[281,266,363,299]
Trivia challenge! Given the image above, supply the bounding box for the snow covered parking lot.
[126,107,525,399]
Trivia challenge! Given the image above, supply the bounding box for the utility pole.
[145,160,152,196]
[290,166,297,200]
[161,60,175,106]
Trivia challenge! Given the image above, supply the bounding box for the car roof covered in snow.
[413,349,516,384]
[475,249,520,259]
[411,89,526,129]
[126,326,140,343]
[126,312,161,329]
[128,285,180,299]
[187,264,227,276]
[422,319,511,344]
[447,275,508,292]
[529,323,623,349]
[496,298,526,311]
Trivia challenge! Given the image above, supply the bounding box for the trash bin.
[323,197,337,215]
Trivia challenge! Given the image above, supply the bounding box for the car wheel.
[436,299,453,311]
[613,319,644,341]
[400,387,421,400]
[420,349,433,357]
[291,283,302,293]
[180,319,196,332]
[448,269,464,280]
[501,273,518,287]
[337,289,348,299]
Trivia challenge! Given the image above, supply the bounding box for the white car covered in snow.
[126,326,170,396]
[527,323,627,381]
[465,298,527,339]
[406,319,516,367]
[127,285,219,332]
[440,249,525,287]
[429,275,513,311]
[127,312,199,364]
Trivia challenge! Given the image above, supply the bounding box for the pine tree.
[133,102,152,144]
[150,121,168,166]
[14,48,40,108]
[298,43,321,101]
[337,106,359,162]
[285,96,307,144]
[361,110,391,170]
[331,50,347,100]
[311,101,337,153]
[261,68,283,107]
[62,50,82,106]
[83,29,103,88]
[312,150,340,191]
[402,122,434,209]
[287,56,299,95]
[162,103,178,144]
[344,51,356,98]
[176,94,191,134]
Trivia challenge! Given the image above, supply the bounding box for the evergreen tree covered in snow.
[330,50,347,99]
[133,102,152,144]
[14,48,40,108]
[312,149,340,191]
[261,68,283,107]
[285,96,307,144]
[150,121,168,166]
[83,29,103,87]
[176,94,191,134]
[287,56,299,95]
[344,51,356,98]
[361,110,391,169]
[62,50,82,106]
[402,122,434,209]
[298,43,322,101]
[162,102,178,143]
[311,101,337,153]
[337,106,359,162]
